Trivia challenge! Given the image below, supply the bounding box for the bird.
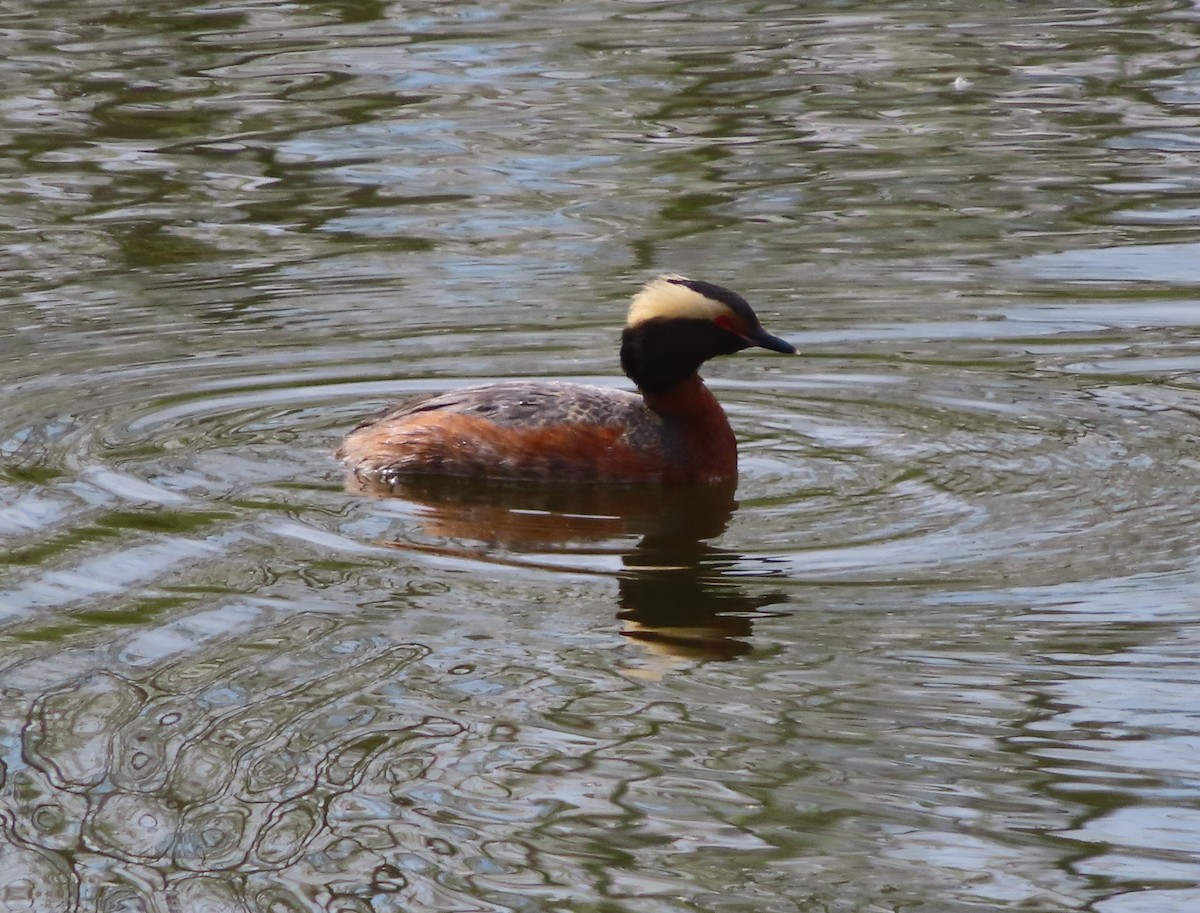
[337,275,795,487]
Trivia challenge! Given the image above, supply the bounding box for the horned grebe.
[337,275,795,486]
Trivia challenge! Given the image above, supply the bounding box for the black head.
[619,275,795,394]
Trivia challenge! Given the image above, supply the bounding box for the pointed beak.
[745,325,797,354]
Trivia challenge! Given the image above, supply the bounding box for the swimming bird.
[337,275,795,486]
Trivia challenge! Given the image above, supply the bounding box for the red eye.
[714,314,735,332]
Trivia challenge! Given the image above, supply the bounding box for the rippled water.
[4,1,1200,911]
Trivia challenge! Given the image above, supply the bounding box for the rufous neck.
[641,374,722,418]
[642,374,737,483]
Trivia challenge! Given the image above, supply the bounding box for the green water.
[3,2,1200,911]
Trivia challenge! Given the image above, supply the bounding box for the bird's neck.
[640,373,717,417]
[642,374,738,483]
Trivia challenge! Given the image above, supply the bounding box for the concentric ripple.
[9,300,1199,635]
[6,283,1200,913]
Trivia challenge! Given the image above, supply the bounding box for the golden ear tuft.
[626,275,731,327]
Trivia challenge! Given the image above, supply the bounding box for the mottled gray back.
[370,381,649,430]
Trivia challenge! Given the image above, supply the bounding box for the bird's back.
[338,381,708,485]
[364,381,645,430]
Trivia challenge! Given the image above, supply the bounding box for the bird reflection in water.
[346,474,790,668]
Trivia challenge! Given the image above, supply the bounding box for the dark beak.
[745,325,797,354]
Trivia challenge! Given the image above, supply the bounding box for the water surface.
[3,2,1200,911]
